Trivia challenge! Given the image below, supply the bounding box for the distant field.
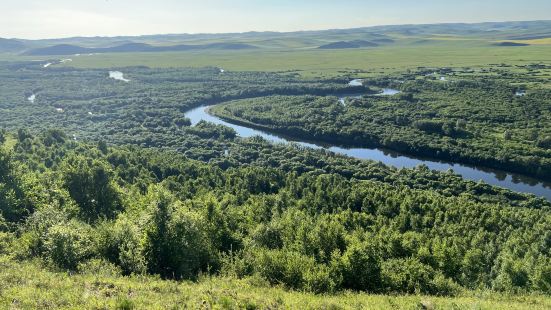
[2,41,550,77]
[505,38,551,45]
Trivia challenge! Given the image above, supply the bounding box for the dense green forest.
[210,66,551,181]
[0,63,356,146]
[1,129,550,298]
[3,62,551,181]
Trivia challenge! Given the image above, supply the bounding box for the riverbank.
[183,103,551,201]
[211,102,551,183]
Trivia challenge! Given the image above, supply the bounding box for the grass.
[504,38,551,45]
[0,256,549,309]
[2,40,550,78]
[62,45,551,78]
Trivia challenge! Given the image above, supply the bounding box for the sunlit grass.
[0,42,546,78]
[0,256,549,309]
[502,38,551,45]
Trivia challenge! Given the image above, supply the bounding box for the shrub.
[98,217,147,275]
[45,220,96,270]
[174,117,192,127]
[23,206,71,256]
[251,223,283,249]
[253,249,335,292]
[381,258,458,295]
[303,263,337,293]
[162,207,213,279]
[532,261,551,293]
[220,249,255,278]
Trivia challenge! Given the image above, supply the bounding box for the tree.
[537,136,551,149]
[144,186,213,279]
[461,248,487,288]
[16,128,31,142]
[0,150,32,222]
[174,117,192,127]
[339,241,381,292]
[42,129,67,147]
[61,155,122,222]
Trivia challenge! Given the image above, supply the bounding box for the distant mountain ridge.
[0,38,26,52]
[23,42,258,56]
[1,20,549,54]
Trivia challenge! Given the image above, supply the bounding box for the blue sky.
[2,0,550,39]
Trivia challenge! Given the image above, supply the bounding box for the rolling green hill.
[0,20,548,78]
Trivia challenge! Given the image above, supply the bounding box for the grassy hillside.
[0,257,549,309]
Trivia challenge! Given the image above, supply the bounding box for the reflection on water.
[185,101,551,200]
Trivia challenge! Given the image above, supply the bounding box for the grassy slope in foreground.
[0,257,549,310]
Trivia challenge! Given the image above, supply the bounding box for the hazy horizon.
[2,0,551,40]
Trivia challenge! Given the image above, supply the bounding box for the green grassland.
[1,37,549,78]
[0,256,549,310]
[49,44,551,77]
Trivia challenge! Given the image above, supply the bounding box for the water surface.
[378,88,401,96]
[109,71,130,82]
[348,79,364,86]
[184,100,551,201]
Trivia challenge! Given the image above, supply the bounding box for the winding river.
[184,86,551,201]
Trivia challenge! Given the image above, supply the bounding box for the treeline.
[210,71,551,181]
[1,130,550,296]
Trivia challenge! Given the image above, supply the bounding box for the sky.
[1,0,550,39]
